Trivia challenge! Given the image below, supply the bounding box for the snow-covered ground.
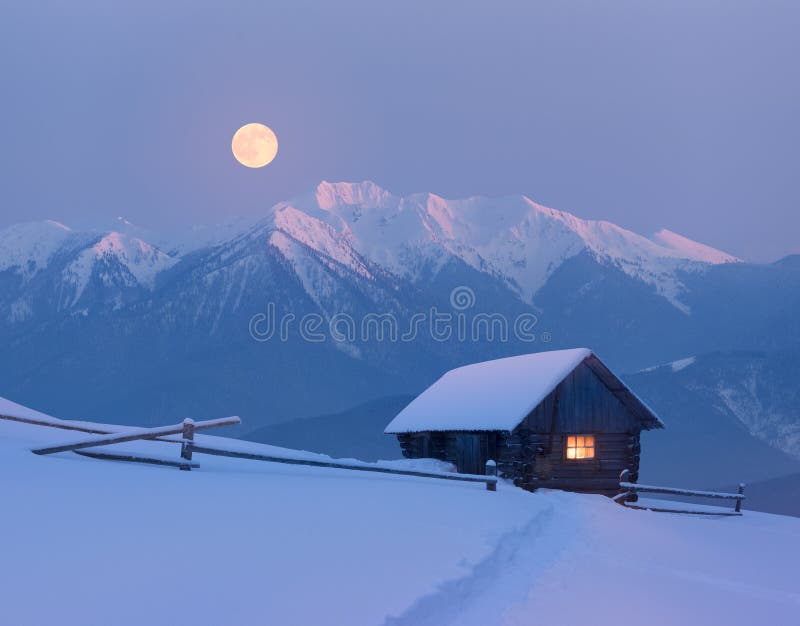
[1,409,798,626]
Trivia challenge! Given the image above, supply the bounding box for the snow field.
[1,411,798,626]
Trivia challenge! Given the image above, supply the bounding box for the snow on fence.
[6,412,497,490]
[185,442,499,490]
[615,469,745,516]
[30,417,241,456]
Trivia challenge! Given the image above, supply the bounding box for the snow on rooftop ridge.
[650,228,740,264]
[385,348,593,433]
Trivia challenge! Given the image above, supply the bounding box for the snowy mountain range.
[0,181,797,488]
[0,181,740,318]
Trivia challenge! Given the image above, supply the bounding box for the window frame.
[564,434,596,462]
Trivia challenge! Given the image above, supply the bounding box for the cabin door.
[455,434,483,475]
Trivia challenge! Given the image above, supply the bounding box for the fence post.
[180,418,195,471]
[735,483,745,513]
[618,469,633,504]
[485,459,497,491]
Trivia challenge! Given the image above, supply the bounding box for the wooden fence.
[5,413,497,490]
[615,469,745,516]
[31,417,240,455]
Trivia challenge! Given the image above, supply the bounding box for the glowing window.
[566,435,595,460]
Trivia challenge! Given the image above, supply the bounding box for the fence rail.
[188,443,498,490]
[7,411,497,490]
[31,417,240,455]
[74,449,199,470]
[616,469,745,516]
[0,413,110,434]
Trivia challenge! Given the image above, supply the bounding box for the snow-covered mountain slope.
[62,232,176,303]
[625,351,800,491]
[1,409,798,626]
[0,181,739,315]
[650,228,740,264]
[275,181,739,310]
[0,219,179,314]
[634,351,800,461]
[0,220,82,279]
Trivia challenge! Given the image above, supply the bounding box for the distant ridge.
[0,180,740,313]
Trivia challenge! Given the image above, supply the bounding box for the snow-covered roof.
[385,348,663,433]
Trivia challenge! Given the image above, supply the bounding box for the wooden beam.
[188,443,497,487]
[73,449,199,470]
[1,413,230,446]
[623,501,742,516]
[619,481,745,501]
[31,416,240,455]
[0,413,110,434]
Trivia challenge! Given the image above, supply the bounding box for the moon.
[231,123,278,168]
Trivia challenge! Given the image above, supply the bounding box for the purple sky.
[1,1,798,261]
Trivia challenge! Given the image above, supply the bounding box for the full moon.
[231,123,278,168]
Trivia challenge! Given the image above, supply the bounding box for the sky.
[1,1,798,261]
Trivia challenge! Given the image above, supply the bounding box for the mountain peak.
[0,220,78,278]
[60,231,177,304]
[314,180,394,211]
[263,184,746,311]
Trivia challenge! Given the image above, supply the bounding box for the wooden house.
[384,348,663,496]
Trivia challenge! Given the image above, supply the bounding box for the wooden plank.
[74,449,199,469]
[0,413,110,434]
[455,434,483,474]
[521,362,644,433]
[623,501,742,516]
[531,477,623,490]
[2,413,230,446]
[188,443,497,487]
[31,416,241,455]
[620,481,744,501]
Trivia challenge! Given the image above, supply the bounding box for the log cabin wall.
[501,361,645,495]
[398,432,495,474]
[496,430,641,496]
[521,362,642,433]
[399,429,639,497]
